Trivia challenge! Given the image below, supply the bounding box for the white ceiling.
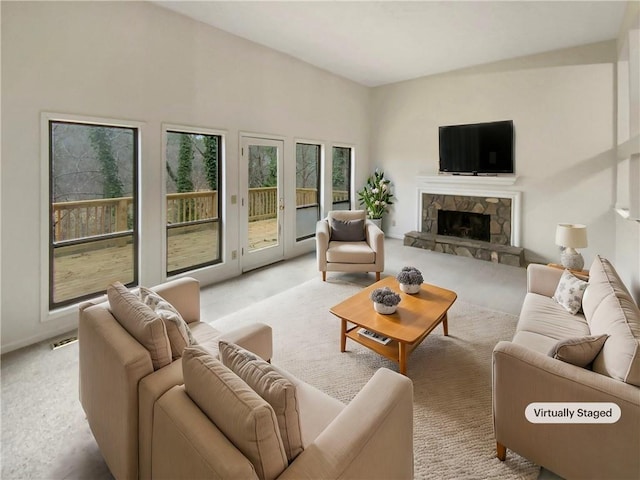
[155,1,628,87]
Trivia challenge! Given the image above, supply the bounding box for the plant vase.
[399,283,421,294]
[369,218,382,230]
[374,302,397,315]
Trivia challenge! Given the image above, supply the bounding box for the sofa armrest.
[493,341,640,480]
[316,220,330,270]
[527,264,563,297]
[79,303,153,480]
[278,368,413,480]
[151,276,201,324]
[217,323,273,362]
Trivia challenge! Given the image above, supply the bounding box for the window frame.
[331,144,354,211]
[295,141,323,241]
[41,112,143,316]
[162,124,226,277]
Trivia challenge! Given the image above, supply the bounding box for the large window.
[165,129,222,275]
[49,121,138,308]
[296,143,321,240]
[332,146,352,210]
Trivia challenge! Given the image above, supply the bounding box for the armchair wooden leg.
[375,272,380,281]
[322,271,326,282]
[496,442,506,461]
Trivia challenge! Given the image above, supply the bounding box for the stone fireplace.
[404,176,525,266]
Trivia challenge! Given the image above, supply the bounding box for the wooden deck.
[53,219,278,304]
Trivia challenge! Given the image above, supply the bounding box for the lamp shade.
[555,224,588,248]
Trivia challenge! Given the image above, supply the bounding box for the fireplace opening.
[437,210,490,242]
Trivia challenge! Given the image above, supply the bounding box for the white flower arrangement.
[357,169,393,220]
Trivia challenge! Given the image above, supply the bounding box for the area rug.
[211,277,540,480]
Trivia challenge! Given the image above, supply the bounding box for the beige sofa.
[79,277,273,480]
[151,343,414,480]
[493,256,640,479]
[316,210,384,282]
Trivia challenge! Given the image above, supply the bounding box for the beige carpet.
[211,277,540,480]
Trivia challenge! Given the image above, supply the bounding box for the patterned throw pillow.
[139,287,195,360]
[548,334,609,368]
[552,270,589,315]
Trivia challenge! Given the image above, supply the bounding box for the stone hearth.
[404,231,525,267]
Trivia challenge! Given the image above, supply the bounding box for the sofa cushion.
[326,242,375,264]
[517,293,590,340]
[182,346,287,480]
[219,341,303,462]
[330,218,366,242]
[582,256,640,387]
[139,287,195,360]
[107,282,171,370]
[548,334,608,368]
[552,270,588,315]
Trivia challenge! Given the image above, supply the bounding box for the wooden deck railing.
[53,188,350,242]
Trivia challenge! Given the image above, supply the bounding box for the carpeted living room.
[2,1,640,480]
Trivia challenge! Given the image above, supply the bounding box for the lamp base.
[560,251,584,271]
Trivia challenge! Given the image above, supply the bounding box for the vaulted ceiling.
[155,1,628,86]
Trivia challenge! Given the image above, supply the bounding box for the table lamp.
[555,223,588,270]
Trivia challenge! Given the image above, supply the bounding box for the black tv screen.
[439,120,514,174]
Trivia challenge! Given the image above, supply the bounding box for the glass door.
[240,136,285,271]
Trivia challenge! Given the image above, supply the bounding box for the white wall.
[371,42,617,265]
[615,2,640,302]
[0,1,370,352]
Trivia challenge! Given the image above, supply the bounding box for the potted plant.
[370,286,401,314]
[357,169,393,228]
[396,266,423,294]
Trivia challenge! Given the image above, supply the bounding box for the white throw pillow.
[552,270,588,315]
[139,287,195,360]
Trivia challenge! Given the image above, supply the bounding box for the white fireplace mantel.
[417,175,522,247]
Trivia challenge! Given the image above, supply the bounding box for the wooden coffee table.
[330,276,457,375]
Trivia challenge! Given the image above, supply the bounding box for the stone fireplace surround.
[404,175,525,267]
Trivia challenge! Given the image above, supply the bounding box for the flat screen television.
[439,120,514,175]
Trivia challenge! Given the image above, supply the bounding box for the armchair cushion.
[107,282,172,370]
[182,346,288,480]
[140,287,196,360]
[329,217,365,242]
[219,341,303,462]
[326,242,375,264]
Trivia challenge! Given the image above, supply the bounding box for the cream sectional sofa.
[493,256,640,479]
[79,277,273,480]
[80,276,414,480]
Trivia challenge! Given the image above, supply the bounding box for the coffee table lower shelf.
[343,324,428,375]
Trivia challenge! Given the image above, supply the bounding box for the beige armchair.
[316,210,384,282]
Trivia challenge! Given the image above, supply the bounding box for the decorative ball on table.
[370,287,401,314]
[396,266,423,294]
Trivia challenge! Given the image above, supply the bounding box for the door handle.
[279,198,285,211]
